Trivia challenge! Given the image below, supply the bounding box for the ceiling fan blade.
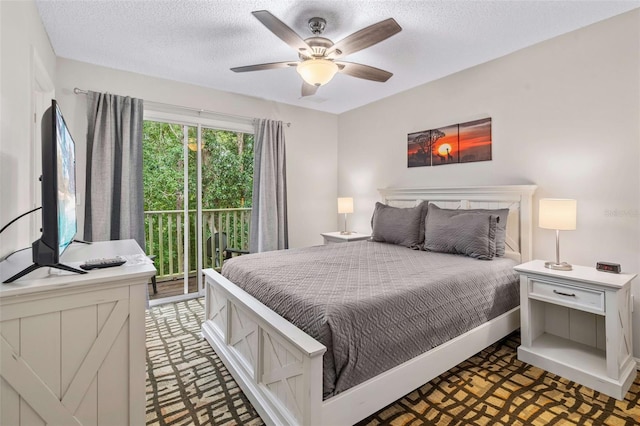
[336,61,393,82]
[252,10,312,56]
[327,18,401,58]
[301,81,318,97]
[231,61,298,73]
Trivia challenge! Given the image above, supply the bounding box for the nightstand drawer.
[529,280,605,314]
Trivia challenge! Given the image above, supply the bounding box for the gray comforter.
[221,241,519,398]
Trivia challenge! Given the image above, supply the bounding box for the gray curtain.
[84,91,145,250]
[250,119,288,253]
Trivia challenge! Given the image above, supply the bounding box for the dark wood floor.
[147,275,201,300]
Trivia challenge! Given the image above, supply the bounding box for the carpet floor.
[146,299,640,425]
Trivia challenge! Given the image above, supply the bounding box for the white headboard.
[378,185,537,262]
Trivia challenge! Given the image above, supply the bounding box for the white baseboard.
[635,357,640,370]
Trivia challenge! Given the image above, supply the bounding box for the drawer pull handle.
[553,290,576,297]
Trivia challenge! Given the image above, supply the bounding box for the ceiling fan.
[231,10,402,97]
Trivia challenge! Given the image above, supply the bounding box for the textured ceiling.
[36,0,639,114]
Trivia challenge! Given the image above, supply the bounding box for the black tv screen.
[35,99,77,264]
[53,101,77,255]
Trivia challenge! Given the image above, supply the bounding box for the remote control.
[80,256,127,270]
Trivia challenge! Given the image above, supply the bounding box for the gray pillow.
[426,204,509,256]
[424,209,498,260]
[371,202,427,249]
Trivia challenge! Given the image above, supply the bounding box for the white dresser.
[0,239,155,426]
[515,260,636,400]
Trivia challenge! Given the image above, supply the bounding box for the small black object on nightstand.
[596,261,621,273]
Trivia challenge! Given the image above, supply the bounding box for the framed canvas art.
[408,118,491,167]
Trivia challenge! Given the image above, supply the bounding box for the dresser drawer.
[529,279,605,314]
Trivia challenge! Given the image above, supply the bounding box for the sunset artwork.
[407,118,492,167]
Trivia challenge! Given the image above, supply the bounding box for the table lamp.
[338,197,354,235]
[539,198,577,271]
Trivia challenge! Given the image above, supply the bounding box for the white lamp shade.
[539,199,577,230]
[337,197,354,214]
[297,59,339,86]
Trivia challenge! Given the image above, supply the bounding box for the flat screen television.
[4,99,86,282]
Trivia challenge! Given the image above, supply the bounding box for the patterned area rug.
[146,299,640,425]
[145,299,262,425]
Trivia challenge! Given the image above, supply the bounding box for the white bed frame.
[202,185,537,426]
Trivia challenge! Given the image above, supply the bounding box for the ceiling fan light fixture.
[296,59,338,87]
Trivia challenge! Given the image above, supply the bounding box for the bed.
[202,185,536,425]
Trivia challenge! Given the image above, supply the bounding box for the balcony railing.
[144,208,251,279]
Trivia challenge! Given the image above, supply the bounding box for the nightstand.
[321,232,370,244]
[515,260,636,400]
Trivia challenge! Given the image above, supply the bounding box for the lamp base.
[340,231,352,235]
[545,261,572,271]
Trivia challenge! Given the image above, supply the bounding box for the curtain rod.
[73,87,291,127]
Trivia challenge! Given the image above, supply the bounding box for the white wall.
[54,58,338,249]
[338,10,640,356]
[0,1,56,258]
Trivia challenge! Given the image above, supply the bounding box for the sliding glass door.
[142,115,253,303]
[143,121,199,300]
[200,127,253,273]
